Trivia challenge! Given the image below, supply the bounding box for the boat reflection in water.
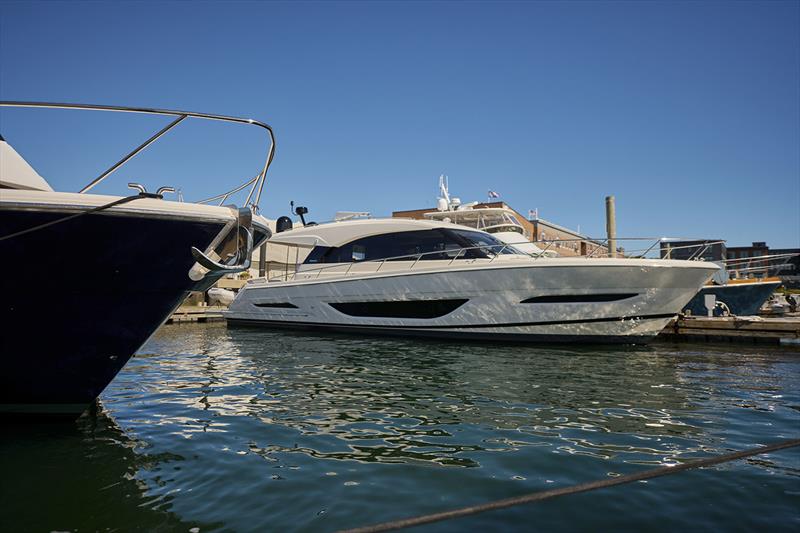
[119,324,789,468]
[0,406,219,532]
[12,324,797,532]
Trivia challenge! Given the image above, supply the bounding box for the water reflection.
[123,324,799,470]
[0,406,217,532]
[7,324,797,532]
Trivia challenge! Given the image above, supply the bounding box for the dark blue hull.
[0,208,227,417]
[683,281,781,316]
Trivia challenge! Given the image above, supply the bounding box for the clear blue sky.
[1,1,798,248]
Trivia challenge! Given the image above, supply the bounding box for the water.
[2,323,799,532]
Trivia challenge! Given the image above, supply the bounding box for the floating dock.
[166,305,226,324]
[659,315,800,344]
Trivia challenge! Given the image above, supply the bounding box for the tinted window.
[304,245,332,264]
[303,229,522,264]
[444,229,520,257]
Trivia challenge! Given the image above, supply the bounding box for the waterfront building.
[660,239,800,287]
[659,240,726,262]
[770,248,800,288]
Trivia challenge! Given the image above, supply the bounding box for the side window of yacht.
[305,246,332,264]
[442,241,462,258]
[302,229,525,264]
[352,245,366,262]
[446,229,522,256]
[382,231,450,260]
[328,243,354,263]
[304,230,471,263]
[353,230,451,261]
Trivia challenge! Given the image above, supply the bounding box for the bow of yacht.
[0,102,274,417]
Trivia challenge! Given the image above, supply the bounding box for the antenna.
[438,174,451,207]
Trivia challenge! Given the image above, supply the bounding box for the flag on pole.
[488,190,499,199]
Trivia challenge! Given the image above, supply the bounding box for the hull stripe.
[227,312,676,331]
[226,319,659,344]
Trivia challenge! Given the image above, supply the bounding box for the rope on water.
[339,438,800,533]
[0,192,159,242]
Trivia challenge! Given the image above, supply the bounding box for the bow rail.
[0,101,276,211]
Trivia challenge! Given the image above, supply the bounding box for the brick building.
[659,240,726,262]
[660,239,800,287]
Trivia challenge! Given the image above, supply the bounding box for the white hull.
[226,257,718,343]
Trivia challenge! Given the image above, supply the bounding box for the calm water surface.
[2,323,799,532]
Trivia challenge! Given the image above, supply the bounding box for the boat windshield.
[489,225,524,235]
[432,211,526,233]
[304,228,523,264]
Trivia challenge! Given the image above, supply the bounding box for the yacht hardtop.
[268,217,517,249]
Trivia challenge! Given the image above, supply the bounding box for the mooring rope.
[0,192,158,242]
[339,438,800,533]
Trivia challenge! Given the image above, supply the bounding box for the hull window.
[329,299,468,318]
[254,302,299,308]
[521,294,638,304]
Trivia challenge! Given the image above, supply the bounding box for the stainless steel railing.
[257,237,726,283]
[721,252,799,278]
[0,101,276,212]
[259,242,523,282]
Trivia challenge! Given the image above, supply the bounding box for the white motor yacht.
[226,217,719,343]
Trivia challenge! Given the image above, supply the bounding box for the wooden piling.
[258,242,267,277]
[605,195,617,258]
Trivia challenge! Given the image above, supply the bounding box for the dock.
[166,304,227,324]
[659,315,800,344]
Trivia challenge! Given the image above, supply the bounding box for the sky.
[1,0,798,248]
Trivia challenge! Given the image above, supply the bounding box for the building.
[726,242,799,285]
[770,248,800,288]
[660,239,800,287]
[725,241,771,279]
[659,240,726,262]
[392,201,609,257]
[529,217,610,257]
